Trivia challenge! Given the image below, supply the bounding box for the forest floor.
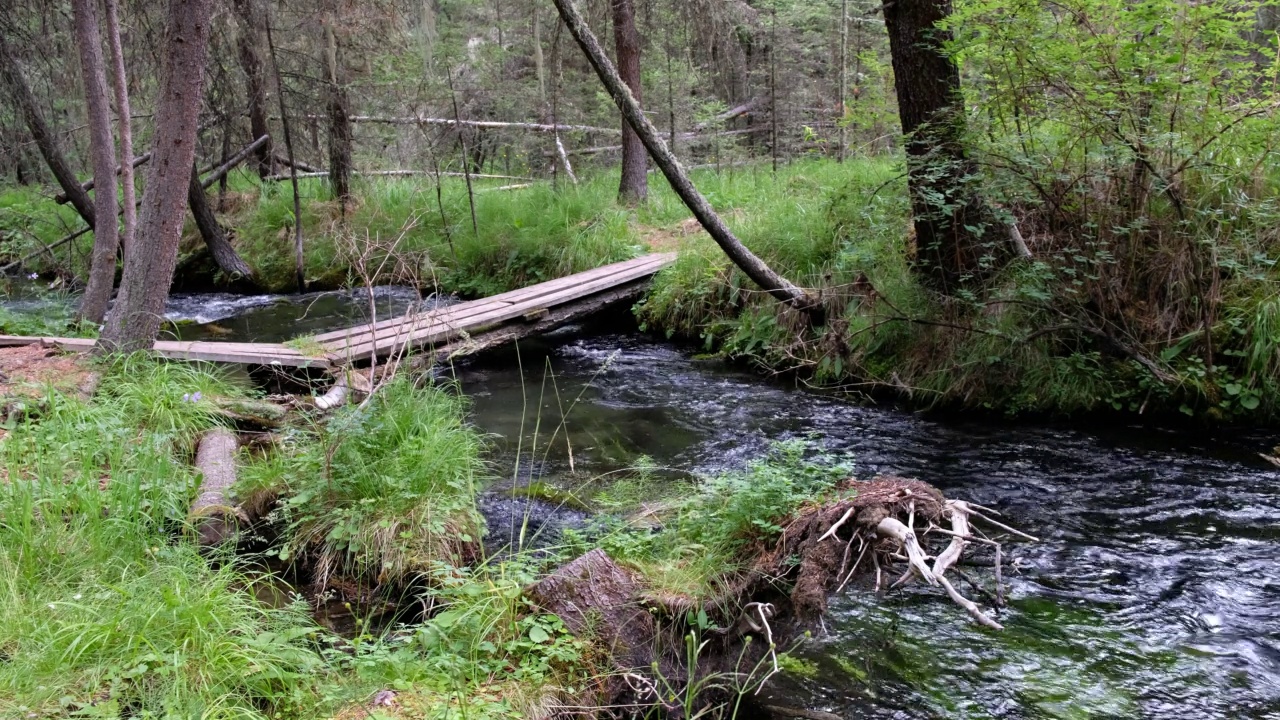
[2,156,1279,423]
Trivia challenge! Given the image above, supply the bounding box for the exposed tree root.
[526,475,1033,714]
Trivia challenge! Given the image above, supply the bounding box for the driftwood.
[189,428,242,547]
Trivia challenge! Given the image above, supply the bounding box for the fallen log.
[329,115,619,135]
[273,153,322,173]
[262,169,533,183]
[189,428,242,547]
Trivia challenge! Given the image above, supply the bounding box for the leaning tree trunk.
[232,0,274,178]
[0,32,97,229]
[883,0,1001,291]
[72,0,121,324]
[550,0,820,317]
[105,0,137,258]
[99,0,213,353]
[187,164,254,279]
[324,14,352,211]
[611,0,647,205]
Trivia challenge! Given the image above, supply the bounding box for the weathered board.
[0,253,676,367]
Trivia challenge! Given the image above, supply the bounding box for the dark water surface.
[451,325,1280,720]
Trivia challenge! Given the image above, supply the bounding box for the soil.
[0,343,99,402]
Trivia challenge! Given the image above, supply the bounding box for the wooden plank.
[331,253,675,362]
[315,296,513,347]
[327,253,674,355]
[313,254,669,345]
[329,256,672,362]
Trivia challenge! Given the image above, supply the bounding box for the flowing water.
[4,288,1278,719]
[452,320,1280,720]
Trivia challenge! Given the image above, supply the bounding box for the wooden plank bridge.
[0,253,676,368]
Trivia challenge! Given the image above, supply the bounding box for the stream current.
[8,287,1280,719]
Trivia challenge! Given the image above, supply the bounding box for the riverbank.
[0,346,878,718]
[3,157,1279,423]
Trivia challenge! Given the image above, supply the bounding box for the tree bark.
[883,0,1000,291]
[104,0,137,258]
[99,0,213,353]
[0,32,97,228]
[550,0,820,316]
[72,0,121,325]
[232,0,274,178]
[611,0,647,205]
[188,163,254,279]
[324,14,352,211]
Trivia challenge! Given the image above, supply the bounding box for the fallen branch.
[331,114,619,135]
[199,134,270,190]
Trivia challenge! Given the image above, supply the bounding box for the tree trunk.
[72,0,121,325]
[0,32,97,229]
[550,0,819,316]
[324,16,352,210]
[533,7,546,105]
[611,0,647,205]
[232,0,274,178]
[883,0,999,291]
[104,0,137,258]
[188,164,253,279]
[838,0,849,163]
[265,11,305,293]
[99,0,213,353]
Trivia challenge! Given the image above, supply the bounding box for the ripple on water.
[456,327,1280,720]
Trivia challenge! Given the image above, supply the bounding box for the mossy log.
[189,428,242,547]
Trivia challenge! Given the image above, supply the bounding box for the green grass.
[247,377,487,588]
[566,440,853,599]
[0,356,594,719]
[0,357,326,719]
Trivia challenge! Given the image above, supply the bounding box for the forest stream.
[10,287,1280,719]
